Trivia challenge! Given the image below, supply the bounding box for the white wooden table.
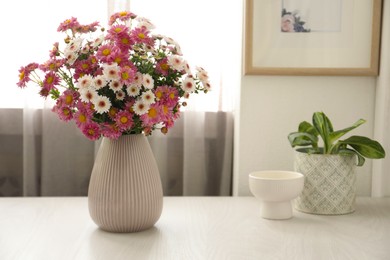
[0,197,389,260]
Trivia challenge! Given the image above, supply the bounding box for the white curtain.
[372,0,390,197]
[0,0,239,196]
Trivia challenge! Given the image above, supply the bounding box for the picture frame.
[244,0,383,76]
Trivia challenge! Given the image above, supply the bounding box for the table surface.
[0,197,389,260]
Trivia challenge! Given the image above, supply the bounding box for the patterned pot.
[293,149,357,215]
[88,134,163,232]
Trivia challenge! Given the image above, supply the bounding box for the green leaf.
[288,132,318,147]
[339,148,365,166]
[329,119,366,143]
[312,112,332,153]
[298,121,318,136]
[339,136,386,159]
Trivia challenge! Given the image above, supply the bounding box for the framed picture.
[244,0,383,76]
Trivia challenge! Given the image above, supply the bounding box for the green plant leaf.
[339,148,365,166]
[339,136,386,159]
[298,121,318,136]
[312,112,332,153]
[329,119,366,143]
[288,132,318,147]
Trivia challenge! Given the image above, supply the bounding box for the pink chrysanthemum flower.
[96,44,115,63]
[57,106,74,122]
[49,42,60,58]
[140,104,161,127]
[57,17,80,32]
[43,71,60,90]
[115,110,134,131]
[130,27,154,45]
[17,63,39,88]
[82,121,101,141]
[108,24,129,38]
[101,123,122,139]
[39,59,63,72]
[118,66,136,85]
[60,89,79,107]
[109,11,137,25]
[115,34,133,51]
[74,110,90,127]
[156,58,169,76]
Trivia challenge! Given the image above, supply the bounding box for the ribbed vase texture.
[294,150,357,215]
[88,134,163,232]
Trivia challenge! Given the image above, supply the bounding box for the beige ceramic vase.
[88,134,163,233]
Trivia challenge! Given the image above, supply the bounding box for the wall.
[234,76,377,196]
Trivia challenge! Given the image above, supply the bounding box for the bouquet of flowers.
[17,11,210,140]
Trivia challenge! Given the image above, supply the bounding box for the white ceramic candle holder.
[249,171,304,220]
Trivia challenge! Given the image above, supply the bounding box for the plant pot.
[88,134,163,232]
[293,149,357,215]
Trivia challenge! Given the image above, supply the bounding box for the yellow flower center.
[119,11,128,17]
[115,57,122,64]
[121,72,129,80]
[148,108,158,118]
[114,27,122,33]
[88,129,95,136]
[155,91,163,99]
[82,63,89,69]
[46,76,54,84]
[160,63,169,71]
[138,33,145,39]
[120,116,128,124]
[169,93,175,100]
[102,48,111,56]
[78,114,86,123]
[63,108,70,116]
[65,95,73,105]
[121,38,129,45]
[19,71,25,80]
[109,108,117,117]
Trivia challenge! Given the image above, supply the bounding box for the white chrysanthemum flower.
[93,95,111,114]
[136,17,155,29]
[133,100,150,115]
[64,37,83,53]
[93,34,105,48]
[126,84,141,97]
[168,55,184,71]
[116,90,125,101]
[196,68,209,82]
[77,75,93,89]
[141,90,155,104]
[133,72,143,87]
[103,63,120,81]
[79,87,98,103]
[142,74,154,89]
[64,51,78,65]
[202,81,211,91]
[109,80,122,93]
[181,76,196,93]
[182,61,191,74]
[92,75,107,90]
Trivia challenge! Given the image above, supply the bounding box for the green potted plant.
[288,112,385,215]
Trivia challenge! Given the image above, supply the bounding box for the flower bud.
[161,127,168,134]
